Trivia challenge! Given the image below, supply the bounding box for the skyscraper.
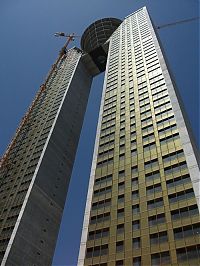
[0,47,92,265]
[0,6,199,266]
[78,7,200,266]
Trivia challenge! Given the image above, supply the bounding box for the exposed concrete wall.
[2,52,93,266]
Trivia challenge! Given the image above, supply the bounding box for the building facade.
[0,48,94,265]
[78,7,200,266]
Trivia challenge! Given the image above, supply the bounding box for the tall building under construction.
[0,6,199,266]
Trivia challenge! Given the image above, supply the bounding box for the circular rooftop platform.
[81,18,122,53]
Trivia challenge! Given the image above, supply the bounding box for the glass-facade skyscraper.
[0,6,199,266]
[78,7,200,266]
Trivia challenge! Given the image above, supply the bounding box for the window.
[86,244,108,258]
[160,133,180,145]
[150,231,168,245]
[146,183,162,195]
[92,199,111,210]
[139,87,148,95]
[131,139,137,148]
[88,228,109,240]
[176,245,200,263]
[117,224,124,234]
[98,148,114,159]
[132,190,139,200]
[119,170,125,179]
[158,124,177,137]
[171,205,199,220]
[174,223,200,240]
[132,220,140,230]
[151,79,165,90]
[153,90,169,102]
[145,170,160,182]
[93,186,112,197]
[118,182,125,191]
[132,237,140,249]
[132,177,138,187]
[118,194,125,203]
[143,142,156,152]
[151,251,170,265]
[101,228,109,238]
[119,144,125,154]
[152,85,167,96]
[142,132,155,143]
[140,102,150,113]
[164,161,188,175]
[144,158,159,170]
[133,257,141,266]
[148,213,165,226]
[168,188,195,204]
[141,117,152,127]
[155,107,173,119]
[131,166,138,176]
[157,115,175,128]
[95,174,112,186]
[116,241,124,252]
[120,128,125,135]
[120,135,125,143]
[96,244,108,257]
[116,260,123,266]
[97,157,113,168]
[100,132,115,141]
[86,247,93,258]
[166,174,190,189]
[139,91,149,101]
[117,208,124,218]
[99,139,115,149]
[131,149,137,156]
[131,131,136,139]
[162,149,184,163]
[147,197,163,209]
[132,204,140,214]
[119,153,125,160]
[101,125,115,134]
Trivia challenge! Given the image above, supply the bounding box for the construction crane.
[157,16,199,29]
[0,33,80,173]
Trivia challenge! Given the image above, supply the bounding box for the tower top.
[81,17,122,53]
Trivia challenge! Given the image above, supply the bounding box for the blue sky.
[0,0,199,265]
